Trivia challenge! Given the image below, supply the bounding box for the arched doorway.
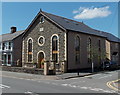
[38,52,45,69]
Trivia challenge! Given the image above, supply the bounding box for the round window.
[38,36,45,46]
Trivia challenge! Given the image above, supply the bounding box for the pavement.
[56,69,115,79]
[56,72,93,79]
[1,69,98,80]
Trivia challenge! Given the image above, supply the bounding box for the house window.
[52,35,58,63]
[40,16,44,23]
[87,38,92,63]
[8,42,12,50]
[4,42,7,50]
[6,42,9,50]
[75,36,80,64]
[38,36,45,46]
[5,42,11,50]
[28,39,33,62]
[0,43,1,50]
[2,43,5,50]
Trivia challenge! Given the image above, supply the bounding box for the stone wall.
[110,42,120,64]
[22,14,66,68]
[67,31,106,70]
[1,66,43,75]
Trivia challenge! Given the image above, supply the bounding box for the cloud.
[73,6,111,19]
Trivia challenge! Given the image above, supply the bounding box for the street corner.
[107,79,120,92]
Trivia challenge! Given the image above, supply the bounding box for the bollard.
[61,61,67,73]
[44,62,49,75]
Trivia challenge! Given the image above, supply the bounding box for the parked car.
[100,61,118,70]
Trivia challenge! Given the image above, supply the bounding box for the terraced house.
[0,27,24,66]
[22,9,120,72]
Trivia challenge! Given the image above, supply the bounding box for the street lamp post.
[92,62,94,73]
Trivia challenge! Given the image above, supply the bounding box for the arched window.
[28,39,33,62]
[75,36,80,64]
[52,35,58,63]
[98,40,101,52]
[87,38,91,63]
[98,40,101,63]
[40,16,44,23]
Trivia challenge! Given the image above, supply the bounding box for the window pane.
[28,40,32,52]
[9,42,11,50]
[0,43,1,50]
[2,43,5,50]
[52,36,58,62]
[39,37,44,45]
[52,54,58,63]
[40,16,44,23]
[87,38,92,63]
[52,36,58,51]
[28,39,32,62]
[98,40,101,51]
[28,54,32,62]
[75,36,80,64]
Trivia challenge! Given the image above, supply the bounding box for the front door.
[38,52,44,69]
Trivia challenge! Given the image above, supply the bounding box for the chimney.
[11,27,17,33]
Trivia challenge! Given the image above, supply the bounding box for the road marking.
[25,91,33,94]
[69,81,85,85]
[81,87,88,90]
[60,83,115,93]
[107,79,120,92]
[24,91,39,95]
[0,84,10,89]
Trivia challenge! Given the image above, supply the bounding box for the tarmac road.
[1,70,120,94]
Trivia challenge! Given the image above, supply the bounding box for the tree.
[87,46,107,72]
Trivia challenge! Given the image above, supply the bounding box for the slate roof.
[42,11,120,43]
[0,30,24,42]
[101,31,120,43]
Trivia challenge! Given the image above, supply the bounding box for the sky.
[1,2,119,38]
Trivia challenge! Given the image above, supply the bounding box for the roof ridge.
[0,30,24,36]
[0,33,11,35]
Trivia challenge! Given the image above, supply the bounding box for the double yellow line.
[107,79,120,92]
